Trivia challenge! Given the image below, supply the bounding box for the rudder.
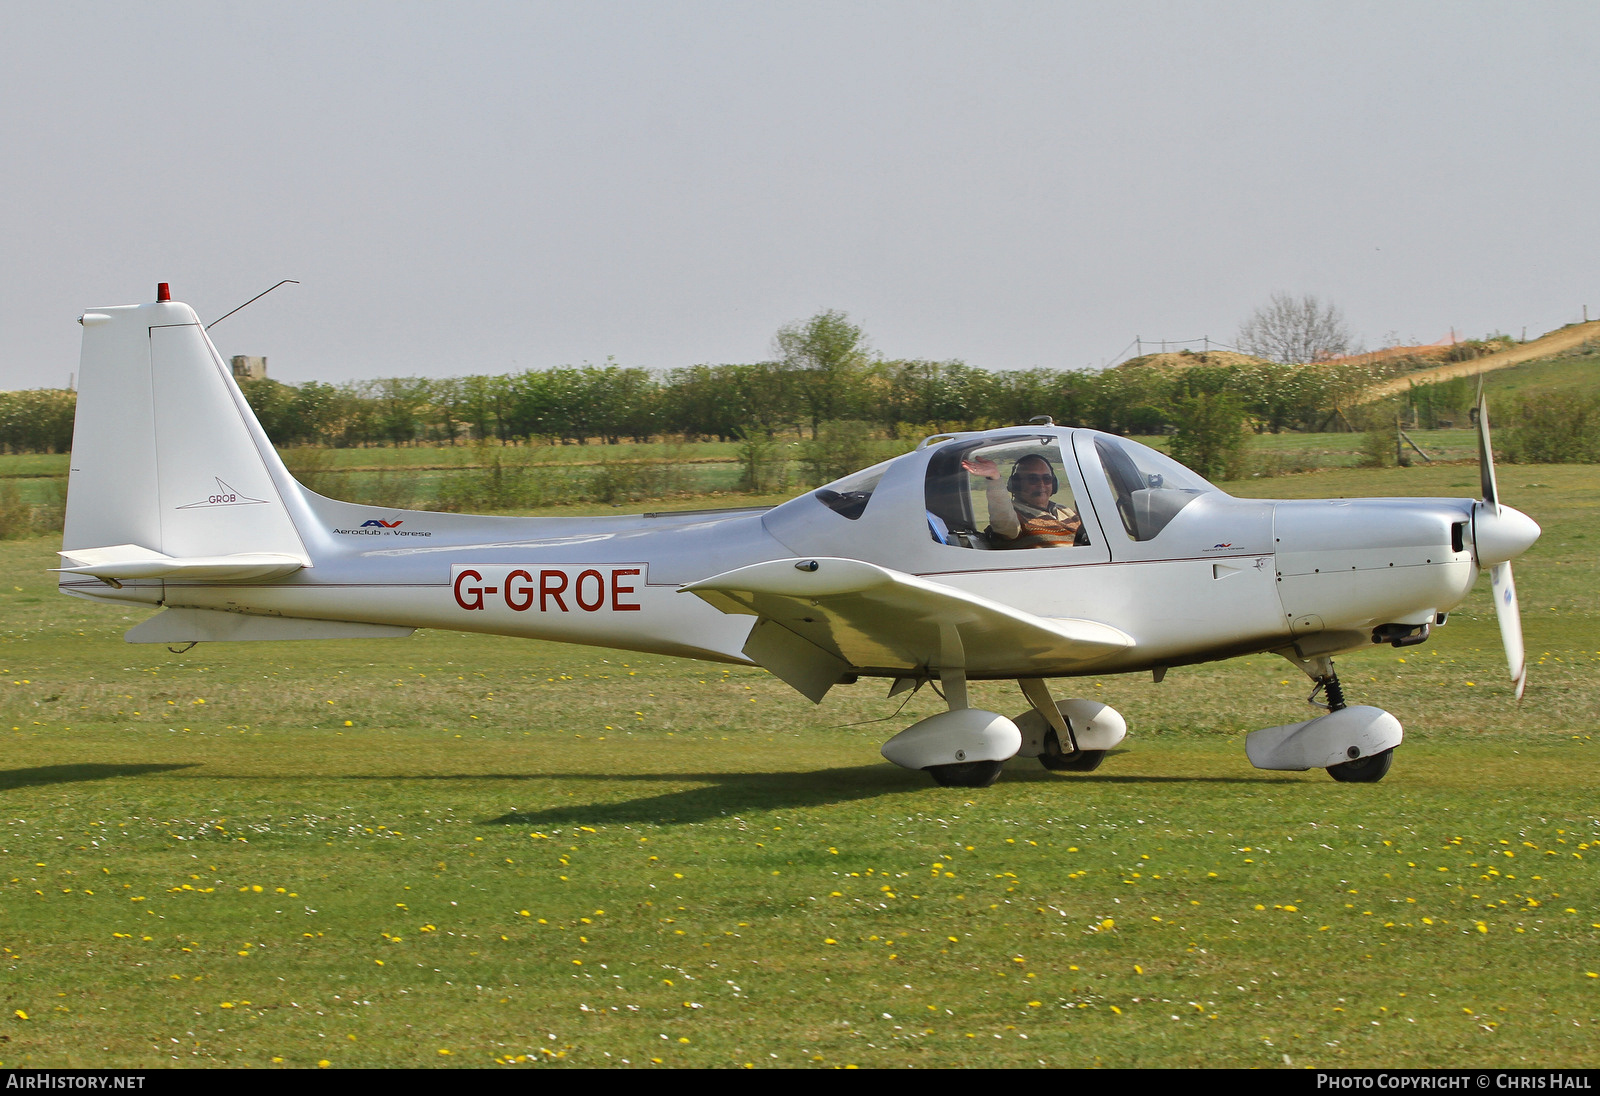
[61,293,310,590]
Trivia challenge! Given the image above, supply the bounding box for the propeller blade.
[1476,387,1533,699]
[1490,561,1526,701]
[1476,384,1499,512]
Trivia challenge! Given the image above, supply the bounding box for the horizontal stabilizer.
[57,544,306,584]
[683,557,1131,676]
[125,607,413,644]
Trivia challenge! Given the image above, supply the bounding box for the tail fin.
[61,293,310,588]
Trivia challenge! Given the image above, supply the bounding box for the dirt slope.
[1363,320,1600,401]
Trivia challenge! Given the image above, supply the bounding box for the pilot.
[961,453,1084,549]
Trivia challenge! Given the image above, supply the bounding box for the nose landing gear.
[1248,655,1403,781]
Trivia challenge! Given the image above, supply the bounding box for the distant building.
[231,355,268,382]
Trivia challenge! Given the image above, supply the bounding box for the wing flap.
[683,557,1130,676]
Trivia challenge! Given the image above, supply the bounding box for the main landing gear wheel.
[1040,749,1107,773]
[927,760,1005,788]
[1326,748,1394,784]
[1037,726,1109,773]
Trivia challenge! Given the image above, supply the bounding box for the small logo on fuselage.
[331,518,431,536]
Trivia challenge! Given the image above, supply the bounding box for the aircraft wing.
[683,557,1131,700]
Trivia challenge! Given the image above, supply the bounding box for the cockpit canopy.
[786,426,1224,565]
[923,434,1082,549]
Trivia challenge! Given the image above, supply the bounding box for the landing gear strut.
[1310,667,1348,712]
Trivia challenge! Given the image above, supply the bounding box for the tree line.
[0,356,1405,455]
[0,310,1440,454]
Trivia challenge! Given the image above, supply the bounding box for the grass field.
[1,460,1596,1068]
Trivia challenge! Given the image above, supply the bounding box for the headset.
[1006,455,1059,495]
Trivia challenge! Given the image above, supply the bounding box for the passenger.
[961,453,1084,548]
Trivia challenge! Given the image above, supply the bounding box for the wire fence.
[1103,335,1248,367]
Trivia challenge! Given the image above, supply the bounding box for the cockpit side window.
[1094,435,1215,541]
[925,437,1089,550]
[812,459,893,520]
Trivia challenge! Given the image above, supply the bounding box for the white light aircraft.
[58,287,1541,787]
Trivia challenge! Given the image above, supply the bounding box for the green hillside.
[1480,341,1600,400]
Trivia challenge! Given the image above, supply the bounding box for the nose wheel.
[1313,661,1395,783]
[1258,656,1403,782]
[1327,748,1395,783]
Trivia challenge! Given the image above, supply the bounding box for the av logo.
[361,520,403,528]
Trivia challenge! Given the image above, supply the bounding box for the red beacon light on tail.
[156,283,171,302]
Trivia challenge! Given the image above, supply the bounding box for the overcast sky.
[2,1,1595,389]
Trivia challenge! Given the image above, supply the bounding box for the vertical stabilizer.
[63,297,309,570]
